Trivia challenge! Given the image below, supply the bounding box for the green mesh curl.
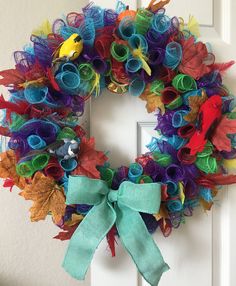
[110,42,130,62]
[57,127,77,140]
[227,112,236,119]
[135,8,154,35]
[9,114,27,132]
[32,153,50,170]
[100,167,115,188]
[166,96,183,110]
[150,80,165,95]
[197,141,214,158]
[172,74,197,93]
[138,175,153,183]
[195,156,217,174]
[16,161,35,177]
[78,63,95,81]
[152,152,172,167]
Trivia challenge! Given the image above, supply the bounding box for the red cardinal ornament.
[185,95,222,155]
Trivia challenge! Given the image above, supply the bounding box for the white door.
[0,0,236,286]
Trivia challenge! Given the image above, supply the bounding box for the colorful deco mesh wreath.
[1,0,236,285]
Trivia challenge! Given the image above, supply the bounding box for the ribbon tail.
[116,205,169,286]
[62,200,116,280]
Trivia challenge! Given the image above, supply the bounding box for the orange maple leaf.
[0,150,26,189]
[72,137,108,179]
[184,90,207,122]
[140,85,165,114]
[20,172,66,223]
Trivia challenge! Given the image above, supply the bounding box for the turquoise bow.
[63,176,169,286]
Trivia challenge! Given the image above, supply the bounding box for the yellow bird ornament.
[53,33,83,62]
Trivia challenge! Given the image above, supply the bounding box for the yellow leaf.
[20,172,66,223]
[178,182,185,204]
[132,47,152,76]
[200,198,213,211]
[223,158,236,170]
[154,205,169,221]
[32,20,52,37]
[64,213,84,227]
[187,15,200,38]
[179,15,200,38]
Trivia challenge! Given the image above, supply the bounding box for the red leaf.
[0,68,25,87]
[107,226,117,257]
[53,224,78,241]
[46,67,61,91]
[3,178,15,192]
[212,116,236,151]
[197,173,236,188]
[74,125,86,138]
[47,33,64,51]
[161,184,168,201]
[24,61,45,81]
[72,137,108,179]
[159,218,172,237]
[210,60,235,74]
[179,37,211,80]
[0,94,30,115]
[0,126,10,136]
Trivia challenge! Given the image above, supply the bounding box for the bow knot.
[63,176,169,286]
[108,190,118,203]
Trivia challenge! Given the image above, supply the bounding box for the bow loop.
[67,176,109,205]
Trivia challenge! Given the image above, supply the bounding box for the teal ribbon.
[63,176,169,286]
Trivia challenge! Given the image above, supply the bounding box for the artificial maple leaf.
[19,172,66,223]
[184,90,207,122]
[210,60,235,75]
[200,198,213,211]
[72,137,108,179]
[0,68,25,87]
[0,94,30,115]
[107,226,117,257]
[140,86,165,114]
[0,126,10,136]
[154,205,169,221]
[161,184,168,201]
[53,224,79,241]
[179,36,211,80]
[159,218,172,237]
[0,150,26,190]
[197,173,236,188]
[212,116,236,152]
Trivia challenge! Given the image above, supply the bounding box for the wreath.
[0,0,236,285]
